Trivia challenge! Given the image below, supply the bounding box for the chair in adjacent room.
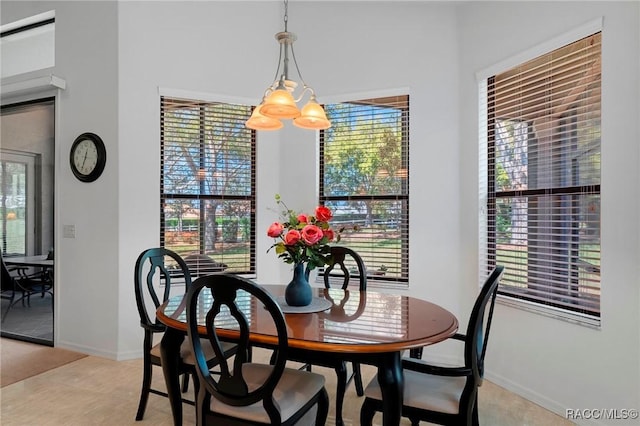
[133,247,236,421]
[360,265,505,426]
[185,273,329,425]
[1,252,53,323]
[1,255,18,323]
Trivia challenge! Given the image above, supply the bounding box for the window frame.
[478,20,602,327]
[160,95,257,275]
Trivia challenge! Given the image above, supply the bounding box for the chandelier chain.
[284,0,288,32]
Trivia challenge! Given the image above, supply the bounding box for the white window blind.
[483,33,601,319]
[320,95,409,284]
[160,96,256,274]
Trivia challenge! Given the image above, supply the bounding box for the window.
[320,95,409,284]
[160,96,256,274]
[0,152,34,255]
[482,33,601,322]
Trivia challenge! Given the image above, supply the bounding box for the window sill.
[497,295,601,329]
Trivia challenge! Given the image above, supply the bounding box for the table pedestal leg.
[334,362,347,426]
[377,352,404,426]
[160,328,184,426]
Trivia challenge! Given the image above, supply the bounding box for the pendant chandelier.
[246,0,331,131]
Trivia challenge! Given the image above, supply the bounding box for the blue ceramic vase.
[285,263,312,306]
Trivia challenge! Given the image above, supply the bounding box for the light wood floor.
[0,340,572,425]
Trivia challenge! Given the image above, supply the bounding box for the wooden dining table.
[156,284,458,426]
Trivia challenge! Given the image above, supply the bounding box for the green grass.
[0,219,26,254]
[167,225,405,276]
[496,243,601,292]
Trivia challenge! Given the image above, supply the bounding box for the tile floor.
[0,291,53,344]
[0,342,573,426]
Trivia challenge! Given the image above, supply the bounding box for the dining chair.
[133,247,237,421]
[360,265,505,426]
[183,253,228,278]
[323,247,367,409]
[1,251,53,323]
[185,273,329,425]
[287,246,368,425]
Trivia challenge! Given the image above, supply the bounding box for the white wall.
[457,1,640,424]
[115,0,462,357]
[2,1,638,423]
[1,19,55,79]
[2,1,120,357]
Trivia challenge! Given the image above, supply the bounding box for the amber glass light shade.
[261,89,301,119]
[293,99,331,130]
[246,105,284,131]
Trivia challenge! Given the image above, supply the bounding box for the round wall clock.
[69,132,107,182]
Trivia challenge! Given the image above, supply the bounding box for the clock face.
[73,139,99,175]
[70,133,106,182]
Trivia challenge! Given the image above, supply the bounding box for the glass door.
[0,99,54,345]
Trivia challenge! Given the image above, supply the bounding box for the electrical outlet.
[63,224,75,238]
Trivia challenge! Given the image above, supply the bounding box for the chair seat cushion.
[210,363,325,424]
[150,338,235,366]
[363,368,467,415]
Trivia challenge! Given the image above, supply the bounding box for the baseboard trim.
[485,369,604,426]
[55,340,119,360]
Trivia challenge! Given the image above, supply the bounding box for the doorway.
[0,98,55,345]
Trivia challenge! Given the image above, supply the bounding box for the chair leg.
[334,362,348,426]
[353,362,364,396]
[360,398,376,426]
[195,384,209,426]
[471,396,480,426]
[315,387,330,426]
[1,293,15,323]
[1,305,10,323]
[135,353,153,420]
[181,373,189,393]
[192,371,200,398]
[409,347,423,359]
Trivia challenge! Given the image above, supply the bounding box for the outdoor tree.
[494,119,529,245]
[163,102,252,254]
[323,103,405,226]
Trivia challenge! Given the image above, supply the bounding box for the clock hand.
[81,149,88,169]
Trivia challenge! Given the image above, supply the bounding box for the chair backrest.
[323,246,367,291]
[1,252,15,292]
[465,265,504,385]
[186,274,289,418]
[134,247,192,331]
[183,253,228,277]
